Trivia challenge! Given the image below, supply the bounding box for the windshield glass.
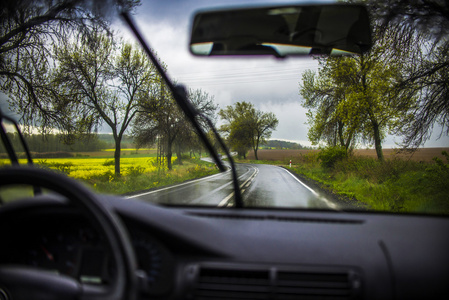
[0,0,448,214]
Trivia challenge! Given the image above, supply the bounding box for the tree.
[219,101,278,160]
[219,102,253,159]
[251,110,279,160]
[54,30,156,175]
[174,89,218,164]
[0,0,140,131]
[300,43,414,160]
[300,58,361,150]
[300,0,449,157]
[133,86,217,170]
[367,0,449,147]
[111,42,157,174]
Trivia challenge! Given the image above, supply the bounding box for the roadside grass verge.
[90,158,219,195]
[33,156,219,195]
[236,151,449,214]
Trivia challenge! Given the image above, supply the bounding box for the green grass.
[289,153,449,214]
[84,158,219,195]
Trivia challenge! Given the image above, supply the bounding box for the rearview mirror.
[190,4,372,57]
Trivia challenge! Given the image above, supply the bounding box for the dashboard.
[0,205,175,298]
[1,195,449,299]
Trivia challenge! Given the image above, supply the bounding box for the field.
[35,157,162,180]
[247,148,449,162]
[247,149,318,161]
[0,151,218,195]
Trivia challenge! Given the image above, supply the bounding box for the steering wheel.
[0,166,138,300]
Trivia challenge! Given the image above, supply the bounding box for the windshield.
[0,0,448,215]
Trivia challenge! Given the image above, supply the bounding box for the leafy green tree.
[251,110,279,160]
[54,30,156,175]
[300,58,360,150]
[219,102,253,159]
[219,101,278,160]
[300,0,449,157]
[133,80,181,170]
[174,89,218,165]
[133,85,217,170]
[0,0,139,131]
[300,24,415,161]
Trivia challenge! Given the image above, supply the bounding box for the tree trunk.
[254,135,260,160]
[338,122,345,148]
[372,121,384,161]
[176,146,183,165]
[345,129,354,151]
[114,139,121,176]
[166,134,176,170]
[166,149,172,170]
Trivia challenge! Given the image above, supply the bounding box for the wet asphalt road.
[127,163,337,209]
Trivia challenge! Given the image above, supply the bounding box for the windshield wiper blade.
[121,12,243,208]
[0,108,34,166]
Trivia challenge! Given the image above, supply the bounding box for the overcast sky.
[115,0,449,148]
[120,0,321,147]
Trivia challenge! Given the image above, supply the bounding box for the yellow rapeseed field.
[10,157,174,180]
[0,156,218,195]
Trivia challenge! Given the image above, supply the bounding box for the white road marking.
[126,170,230,199]
[239,166,258,189]
[218,192,234,207]
[281,167,319,196]
[196,166,256,205]
[280,167,339,210]
[129,157,241,200]
[218,166,258,207]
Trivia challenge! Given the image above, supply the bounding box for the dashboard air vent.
[194,268,270,299]
[276,271,354,300]
[190,265,362,300]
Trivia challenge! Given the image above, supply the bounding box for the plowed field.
[247,148,449,162]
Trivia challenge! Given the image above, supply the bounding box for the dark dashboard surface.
[1,195,448,299]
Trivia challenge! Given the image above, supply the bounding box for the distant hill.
[260,140,310,150]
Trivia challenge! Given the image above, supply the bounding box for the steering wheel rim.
[0,166,137,300]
